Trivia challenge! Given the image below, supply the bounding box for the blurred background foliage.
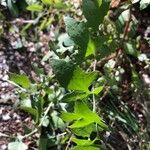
[0,0,150,150]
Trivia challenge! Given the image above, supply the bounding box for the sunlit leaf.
[26,4,43,12]
[71,145,99,150]
[64,17,89,58]
[8,141,28,150]
[72,124,96,137]
[85,37,96,57]
[72,138,95,146]
[9,73,31,89]
[62,91,89,102]
[91,86,104,95]
[68,66,98,92]
[61,101,107,129]
[41,0,53,5]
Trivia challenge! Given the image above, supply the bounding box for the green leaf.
[71,145,99,150]
[41,116,50,127]
[26,4,43,12]
[68,66,98,92]
[69,118,92,128]
[140,0,150,10]
[91,86,103,95]
[61,112,81,122]
[74,101,107,128]
[41,0,53,5]
[51,60,97,91]
[82,0,109,29]
[51,111,65,129]
[72,138,95,146]
[20,106,38,122]
[64,17,89,58]
[9,73,31,89]
[51,59,75,88]
[39,137,48,150]
[8,141,28,150]
[124,42,138,57]
[7,0,19,17]
[62,91,89,102]
[72,124,95,137]
[85,37,97,57]
[61,101,107,129]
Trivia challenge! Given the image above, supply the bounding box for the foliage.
[0,0,150,149]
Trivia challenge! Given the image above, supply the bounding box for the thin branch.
[65,135,73,150]
[92,59,97,112]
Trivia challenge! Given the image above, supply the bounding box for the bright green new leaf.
[8,141,28,150]
[72,138,95,146]
[62,91,89,102]
[71,145,99,150]
[72,124,96,137]
[41,0,53,5]
[26,4,43,12]
[39,137,48,150]
[9,73,31,89]
[69,118,92,128]
[85,37,96,57]
[68,66,98,92]
[61,112,81,122]
[91,86,104,95]
[73,101,107,128]
[61,101,107,129]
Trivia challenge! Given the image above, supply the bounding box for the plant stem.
[92,59,97,112]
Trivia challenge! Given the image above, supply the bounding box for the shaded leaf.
[51,59,75,88]
[64,17,89,58]
[82,0,109,29]
[7,0,19,17]
[20,106,38,122]
[41,0,53,5]
[85,37,97,57]
[124,42,138,57]
[61,101,107,129]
